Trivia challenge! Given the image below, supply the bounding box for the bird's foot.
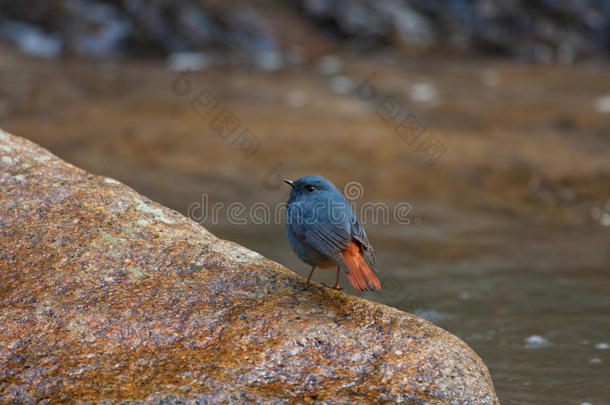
[299,281,313,290]
[321,282,343,291]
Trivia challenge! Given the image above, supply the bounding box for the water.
[210,209,610,404]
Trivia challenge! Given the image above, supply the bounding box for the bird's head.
[284,175,338,202]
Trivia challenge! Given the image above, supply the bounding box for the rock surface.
[1,0,609,62]
[0,129,499,404]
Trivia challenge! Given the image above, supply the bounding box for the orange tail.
[342,241,381,291]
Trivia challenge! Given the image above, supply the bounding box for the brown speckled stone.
[0,130,499,404]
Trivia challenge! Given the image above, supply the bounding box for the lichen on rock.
[0,129,499,404]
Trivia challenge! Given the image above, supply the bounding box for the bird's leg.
[332,266,342,290]
[322,266,343,291]
[306,265,316,285]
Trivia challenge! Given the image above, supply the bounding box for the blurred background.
[0,1,609,403]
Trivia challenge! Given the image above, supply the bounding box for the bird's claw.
[299,281,313,290]
[321,282,343,291]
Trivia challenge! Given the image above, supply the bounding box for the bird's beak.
[284,179,295,188]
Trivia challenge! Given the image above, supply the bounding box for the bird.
[284,175,381,291]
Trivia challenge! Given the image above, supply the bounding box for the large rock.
[0,129,499,404]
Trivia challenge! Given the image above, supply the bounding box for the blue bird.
[284,175,381,291]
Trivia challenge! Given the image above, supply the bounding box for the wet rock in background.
[0,0,332,63]
[0,129,499,403]
[0,19,62,58]
[0,0,608,63]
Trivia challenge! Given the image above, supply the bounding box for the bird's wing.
[350,216,379,272]
[302,222,351,261]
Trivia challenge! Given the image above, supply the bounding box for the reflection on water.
[210,209,609,405]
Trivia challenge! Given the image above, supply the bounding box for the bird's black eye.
[305,185,316,192]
